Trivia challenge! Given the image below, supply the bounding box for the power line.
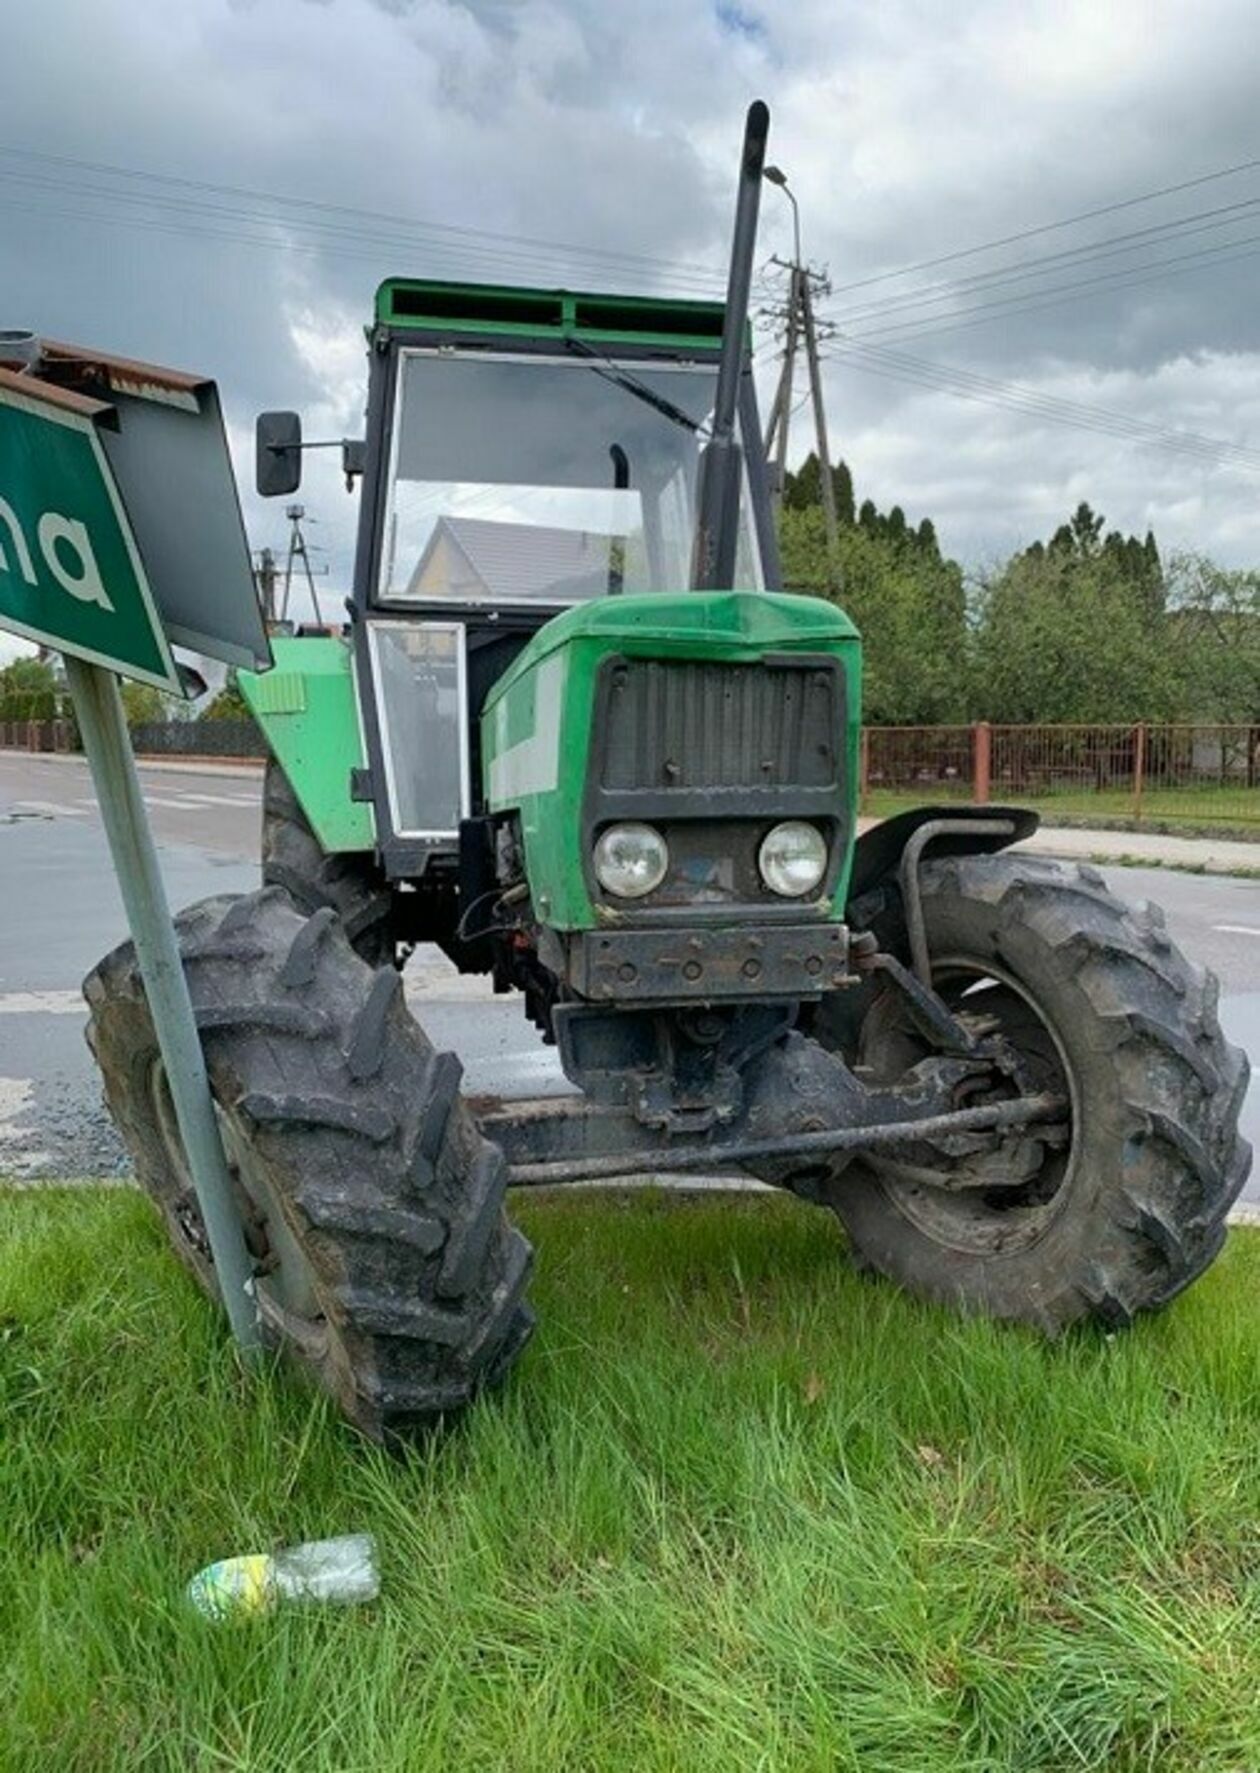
[834,229,1260,347]
[0,144,732,294]
[827,192,1260,327]
[0,185,730,302]
[823,339,1260,466]
[820,336,1260,470]
[826,151,1260,297]
[0,144,732,286]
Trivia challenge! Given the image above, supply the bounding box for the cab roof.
[375,278,739,355]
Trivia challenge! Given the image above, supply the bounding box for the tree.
[1164,552,1260,722]
[782,451,856,526]
[834,458,856,528]
[961,505,1190,723]
[970,543,1181,724]
[202,679,250,720]
[779,504,968,724]
[118,681,167,728]
[0,657,57,722]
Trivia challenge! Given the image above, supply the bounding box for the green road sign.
[0,378,182,693]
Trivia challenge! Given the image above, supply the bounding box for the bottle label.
[187,1554,274,1619]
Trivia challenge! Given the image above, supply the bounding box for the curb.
[0,747,264,779]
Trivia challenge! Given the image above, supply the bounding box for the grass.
[3,1186,1260,1771]
[865,785,1260,838]
[1077,853,1260,879]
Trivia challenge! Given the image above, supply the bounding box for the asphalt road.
[3,750,1260,1203]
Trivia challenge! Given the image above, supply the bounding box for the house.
[405,515,616,604]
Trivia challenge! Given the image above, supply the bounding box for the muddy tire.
[262,759,395,967]
[83,887,534,1438]
[817,853,1250,1332]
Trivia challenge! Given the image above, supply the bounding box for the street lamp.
[761,162,839,553]
[763,163,801,268]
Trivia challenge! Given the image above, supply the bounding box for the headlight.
[594,823,669,899]
[758,821,827,897]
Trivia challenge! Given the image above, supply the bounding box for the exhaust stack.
[690,99,769,592]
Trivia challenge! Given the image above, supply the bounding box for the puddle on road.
[0,1076,53,1177]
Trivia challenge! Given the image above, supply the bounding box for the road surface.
[3,749,1260,1203]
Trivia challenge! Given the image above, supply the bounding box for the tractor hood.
[482,589,859,720]
[481,589,863,931]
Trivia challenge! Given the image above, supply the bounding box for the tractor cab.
[258,280,780,882]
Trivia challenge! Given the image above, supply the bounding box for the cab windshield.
[378,347,764,605]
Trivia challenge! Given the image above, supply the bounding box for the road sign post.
[66,654,261,1354]
[0,341,272,1360]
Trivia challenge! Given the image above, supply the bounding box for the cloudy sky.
[5,0,1260,660]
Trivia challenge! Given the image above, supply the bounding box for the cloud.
[839,347,1260,566]
[0,0,1258,644]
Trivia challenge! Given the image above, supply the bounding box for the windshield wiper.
[563,336,706,437]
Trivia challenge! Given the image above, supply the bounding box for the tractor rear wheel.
[83,887,534,1438]
[813,852,1249,1332]
[261,759,396,967]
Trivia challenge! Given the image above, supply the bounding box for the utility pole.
[280,504,327,628]
[761,164,839,553]
[253,545,279,626]
[764,264,801,515]
[799,271,839,549]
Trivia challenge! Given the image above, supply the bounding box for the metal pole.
[296,524,322,627]
[691,99,770,590]
[506,1091,1064,1187]
[973,721,992,804]
[254,547,278,625]
[800,272,839,551]
[783,183,802,277]
[763,345,790,459]
[771,267,800,515]
[64,654,262,1356]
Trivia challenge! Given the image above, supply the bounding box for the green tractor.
[87,105,1248,1438]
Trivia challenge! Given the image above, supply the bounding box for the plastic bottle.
[187,1533,379,1620]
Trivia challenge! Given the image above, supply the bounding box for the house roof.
[408,515,612,602]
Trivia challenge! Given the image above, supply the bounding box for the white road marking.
[1213,924,1260,937]
[139,794,209,809]
[0,989,86,1015]
[169,792,258,807]
[404,976,500,1005]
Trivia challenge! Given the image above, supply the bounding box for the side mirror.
[255,410,302,497]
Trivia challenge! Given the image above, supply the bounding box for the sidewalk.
[0,747,263,777]
[1019,823,1260,874]
[856,814,1260,875]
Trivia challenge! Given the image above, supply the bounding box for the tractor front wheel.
[261,760,396,968]
[83,888,534,1438]
[817,853,1250,1332]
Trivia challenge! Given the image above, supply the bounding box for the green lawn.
[864,785,1260,835]
[4,1186,1260,1771]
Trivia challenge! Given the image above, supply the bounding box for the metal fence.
[0,716,266,760]
[862,722,1260,828]
[126,718,267,759]
[0,718,76,753]
[5,715,1260,829]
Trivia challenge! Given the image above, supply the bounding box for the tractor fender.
[846,804,1038,914]
[238,634,375,854]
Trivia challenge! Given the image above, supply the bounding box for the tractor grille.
[597,657,841,792]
